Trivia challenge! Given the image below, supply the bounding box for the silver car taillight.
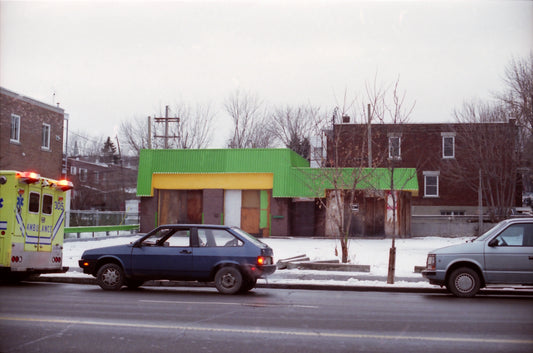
[426,254,436,270]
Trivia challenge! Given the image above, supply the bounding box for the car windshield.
[232,227,266,248]
[474,220,509,242]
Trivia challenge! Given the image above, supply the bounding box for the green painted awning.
[137,148,418,198]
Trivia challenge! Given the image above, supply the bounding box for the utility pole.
[153,105,180,149]
[367,104,372,167]
[147,116,152,149]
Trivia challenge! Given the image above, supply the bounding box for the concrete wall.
[411,216,496,237]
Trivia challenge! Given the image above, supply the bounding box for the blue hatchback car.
[79,224,276,294]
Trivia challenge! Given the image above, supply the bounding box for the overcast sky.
[1,0,532,148]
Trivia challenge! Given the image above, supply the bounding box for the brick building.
[68,156,138,211]
[0,87,65,179]
[328,119,521,217]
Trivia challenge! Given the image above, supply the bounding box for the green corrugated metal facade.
[137,148,418,197]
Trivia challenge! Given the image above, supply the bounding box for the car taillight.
[257,256,272,266]
[426,254,436,270]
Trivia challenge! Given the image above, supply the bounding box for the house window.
[70,166,77,175]
[10,114,20,143]
[42,123,51,150]
[424,171,440,198]
[94,171,99,184]
[442,133,455,159]
[79,168,87,182]
[388,135,401,159]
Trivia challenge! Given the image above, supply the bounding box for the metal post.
[148,116,152,149]
[478,169,483,235]
[367,104,372,167]
[164,105,169,149]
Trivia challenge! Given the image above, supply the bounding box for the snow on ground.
[62,233,473,288]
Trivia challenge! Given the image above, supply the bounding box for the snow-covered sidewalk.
[60,234,472,289]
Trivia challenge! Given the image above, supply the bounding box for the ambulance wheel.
[97,263,124,290]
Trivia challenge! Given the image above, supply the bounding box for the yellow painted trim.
[152,173,274,193]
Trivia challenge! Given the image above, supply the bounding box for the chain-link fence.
[67,210,139,227]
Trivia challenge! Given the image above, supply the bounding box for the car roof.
[157,224,235,229]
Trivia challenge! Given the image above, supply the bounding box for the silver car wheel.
[97,263,124,291]
[448,267,481,298]
[455,273,475,293]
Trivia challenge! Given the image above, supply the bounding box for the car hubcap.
[103,269,119,286]
[455,273,474,293]
[221,272,236,288]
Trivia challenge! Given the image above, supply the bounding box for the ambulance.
[0,170,73,281]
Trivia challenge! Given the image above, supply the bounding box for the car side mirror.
[488,239,499,247]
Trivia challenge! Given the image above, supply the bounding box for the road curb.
[29,276,533,296]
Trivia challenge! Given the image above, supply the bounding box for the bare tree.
[449,100,520,221]
[365,77,415,283]
[498,54,533,194]
[498,53,533,135]
[172,102,215,149]
[269,104,321,158]
[224,90,274,148]
[119,116,152,155]
[119,102,215,154]
[68,130,105,157]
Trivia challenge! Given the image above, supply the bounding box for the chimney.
[342,115,350,123]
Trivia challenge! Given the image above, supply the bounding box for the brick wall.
[331,122,518,212]
[0,88,64,179]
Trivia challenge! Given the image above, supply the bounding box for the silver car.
[422,218,533,297]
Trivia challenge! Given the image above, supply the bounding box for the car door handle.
[180,250,192,254]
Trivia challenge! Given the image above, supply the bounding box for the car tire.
[97,263,124,291]
[448,267,481,297]
[239,277,257,293]
[214,266,243,294]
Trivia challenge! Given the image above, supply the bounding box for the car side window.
[197,229,243,247]
[166,230,191,247]
[521,224,533,246]
[493,224,526,246]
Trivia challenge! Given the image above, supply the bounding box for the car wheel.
[448,267,481,297]
[97,263,124,291]
[239,277,257,293]
[214,266,243,294]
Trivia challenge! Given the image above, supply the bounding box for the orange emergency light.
[16,171,41,184]
[55,179,74,191]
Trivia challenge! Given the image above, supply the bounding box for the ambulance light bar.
[16,171,41,184]
[55,179,74,191]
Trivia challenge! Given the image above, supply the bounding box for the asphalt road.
[1,282,532,353]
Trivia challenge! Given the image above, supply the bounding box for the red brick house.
[68,156,138,211]
[328,119,521,218]
[0,87,66,179]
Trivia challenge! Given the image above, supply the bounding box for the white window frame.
[41,123,51,150]
[423,171,440,198]
[388,134,401,160]
[79,168,88,182]
[10,114,20,143]
[70,166,77,175]
[441,132,455,159]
